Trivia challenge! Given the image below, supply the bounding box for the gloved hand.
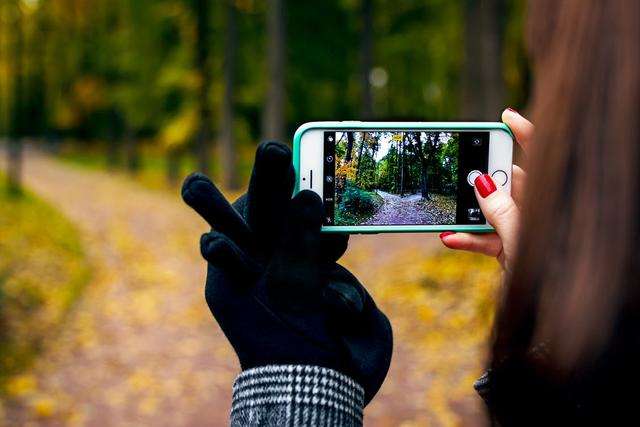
[181,141,392,404]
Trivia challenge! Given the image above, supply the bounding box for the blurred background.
[0,0,529,425]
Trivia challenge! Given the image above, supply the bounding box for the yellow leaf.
[5,374,37,398]
[30,396,57,418]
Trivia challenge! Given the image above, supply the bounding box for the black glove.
[181,141,392,404]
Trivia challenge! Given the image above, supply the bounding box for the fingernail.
[439,231,455,239]
[506,107,518,114]
[475,174,497,198]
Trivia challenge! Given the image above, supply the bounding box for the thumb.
[474,174,519,262]
[322,267,365,323]
[324,265,393,406]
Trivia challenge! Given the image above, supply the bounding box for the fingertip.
[200,232,232,260]
[439,231,456,240]
[501,108,534,149]
[250,141,294,195]
[255,141,292,168]
[440,232,462,249]
[289,190,323,228]
[438,232,474,251]
[247,141,295,242]
[501,107,519,123]
[474,174,498,199]
[181,172,213,202]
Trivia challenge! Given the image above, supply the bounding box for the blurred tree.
[6,0,24,194]
[25,0,47,139]
[376,0,462,119]
[0,0,529,189]
[219,0,238,189]
[194,0,213,175]
[461,0,506,120]
[287,0,358,127]
[360,0,373,119]
[262,0,285,142]
[116,0,164,172]
[503,0,530,110]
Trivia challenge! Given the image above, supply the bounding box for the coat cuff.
[231,365,364,426]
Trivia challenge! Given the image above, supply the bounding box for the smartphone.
[293,121,513,233]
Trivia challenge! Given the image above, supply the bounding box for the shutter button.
[467,170,482,186]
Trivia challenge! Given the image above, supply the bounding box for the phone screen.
[322,130,489,226]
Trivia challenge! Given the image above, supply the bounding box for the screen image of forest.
[333,131,458,226]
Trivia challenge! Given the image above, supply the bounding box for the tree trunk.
[480,0,506,116]
[461,0,506,120]
[124,126,140,172]
[420,160,429,200]
[7,139,23,195]
[195,0,213,174]
[106,110,120,169]
[355,132,367,182]
[7,1,24,194]
[220,0,238,189]
[262,0,286,142]
[337,132,354,198]
[413,133,431,200]
[345,132,354,162]
[399,134,405,196]
[166,148,181,186]
[360,0,373,119]
[106,138,119,169]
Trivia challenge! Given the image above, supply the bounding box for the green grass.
[0,177,91,387]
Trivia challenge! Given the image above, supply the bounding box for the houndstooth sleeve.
[230,365,365,426]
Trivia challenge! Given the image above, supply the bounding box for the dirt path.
[2,149,479,426]
[365,190,438,225]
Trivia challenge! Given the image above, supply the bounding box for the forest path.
[365,190,438,225]
[2,149,476,426]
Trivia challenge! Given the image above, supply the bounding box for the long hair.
[492,0,640,380]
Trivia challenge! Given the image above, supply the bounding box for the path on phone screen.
[2,148,486,427]
[364,190,456,226]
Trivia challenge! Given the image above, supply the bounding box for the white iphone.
[293,121,513,233]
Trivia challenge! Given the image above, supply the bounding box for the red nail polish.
[439,231,455,239]
[506,107,518,114]
[475,174,497,198]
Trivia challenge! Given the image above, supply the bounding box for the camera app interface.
[323,131,488,226]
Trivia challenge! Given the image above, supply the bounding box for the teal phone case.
[292,121,514,234]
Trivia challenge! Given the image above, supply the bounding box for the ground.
[1,149,495,426]
[364,190,456,225]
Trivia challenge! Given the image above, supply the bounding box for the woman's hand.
[181,142,392,405]
[439,108,534,272]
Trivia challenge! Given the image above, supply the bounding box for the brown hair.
[493,0,640,373]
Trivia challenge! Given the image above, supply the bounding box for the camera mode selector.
[491,170,508,186]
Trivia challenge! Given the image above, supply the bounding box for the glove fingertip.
[181,172,213,203]
[289,190,323,228]
[255,141,292,166]
[200,232,227,262]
